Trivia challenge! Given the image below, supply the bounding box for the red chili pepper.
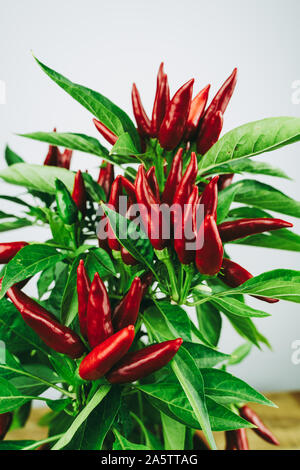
[200,68,237,131]
[77,260,91,338]
[219,258,279,304]
[239,405,279,446]
[140,271,153,297]
[184,84,210,140]
[79,325,135,381]
[0,242,28,264]
[161,148,183,206]
[225,431,236,450]
[86,273,113,349]
[150,63,170,137]
[120,176,136,205]
[44,128,59,166]
[235,429,249,450]
[158,79,194,150]
[121,246,138,266]
[218,173,234,191]
[132,83,151,137]
[113,277,142,330]
[146,166,160,200]
[57,149,73,169]
[93,118,118,145]
[0,412,12,440]
[197,110,223,155]
[106,338,183,384]
[173,152,198,208]
[3,281,85,358]
[218,218,293,242]
[195,215,223,275]
[72,170,86,215]
[107,175,123,251]
[199,175,219,220]
[135,165,166,251]
[97,161,115,200]
[174,186,199,264]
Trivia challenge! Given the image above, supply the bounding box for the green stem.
[154,141,165,193]
[180,264,194,304]
[155,248,179,302]
[22,433,65,450]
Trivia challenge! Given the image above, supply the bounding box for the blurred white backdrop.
[0,0,299,392]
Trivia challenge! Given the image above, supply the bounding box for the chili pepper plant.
[0,58,300,451]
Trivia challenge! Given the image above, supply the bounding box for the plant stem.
[22,433,65,450]
[179,264,194,304]
[155,248,179,302]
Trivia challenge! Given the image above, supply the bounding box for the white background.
[0,0,299,392]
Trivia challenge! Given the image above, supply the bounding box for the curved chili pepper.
[113,277,142,330]
[158,79,194,150]
[106,338,183,384]
[151,63,170,137]
[184,84,210,140]
[58,149,73,169]
[2,281,85,358]
[195,215,223,275]
[200,68,237,131]
[197,110,223,155]
[55,179,78,225]
[93,118,118,146]
[235,429,249,450]
[132,83,151,137]
[44,128,59,166]
[72,170,86,215]
[79,325,135,381]
[218,218,293,242]
[200,175,219,219]
[146,166,160,200]
[86,273,113,349]
[107,175,123,251]
[135,165,166,251]
[121,246,138,266]
[0,242,28,264]
[174,186,198,264]
[173,152,198,208]
[218,173,234,191]
[97,161,115,200]
[0,412,12,440]
[239,405,279,446]
[77,260,91,338]
[120,176,136,205]
[219,258,278,304]
[161,148,183,206]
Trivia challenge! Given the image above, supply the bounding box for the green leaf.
[233,228,300,252]
[161,412,186,450]
[195,298,222,347]
[216,183,241,224]
[145,301,192,342]
[183,342,229,369]
[202,368,274,406]
[34,56,140,150]
[0,440,36,450]
[0,244,66,298]
[225,314,265,348]
[198,117,300,174]
[228,342,252,365]
[0,218,32,232]
[0,377,32,412]
[113,428,150,450]
[52,385,111,450]
[211,297,270,318]
[37,266,56,299]
[0,163,75,194]
[110,133,139,158]
[208,158,291,180]
[232,179,300,218]
[5,146,24,166]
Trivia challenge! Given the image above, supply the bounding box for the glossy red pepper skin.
[218,218,293,242]
[132,83,151,137]
[161,148,183,206]
[77,260,91,338]
[197,110,223,155]
[158,79,194,150]
[218,173,234,191]
[107,175,123,251]
[113,277,142,330]
[174,186,199,265]
[0,242,28,264]
[86,273,113,349]
[146,166,160,200]
[107,338,183,384]
[98,161,115,200]
[58,149,73,169]
[200,175,219,220]
[239,406,279,446]
[151,63,170,137]
[44,128,59,166]
[195,215,223,276]
[0,412,12,440]
[79,325,135,381]
[235,429,249,450]
[3,282,85,358]
[121,246,138,266]
[184,84,210,140]
[219,258,278,304]
[173,152,198,208]
[135,165,166,251]
[72,170,86,215]
[200,68,237,132]
[93,118,118,145]
[120,176,136,205]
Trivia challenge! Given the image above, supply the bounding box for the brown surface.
[5,392,300,450]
